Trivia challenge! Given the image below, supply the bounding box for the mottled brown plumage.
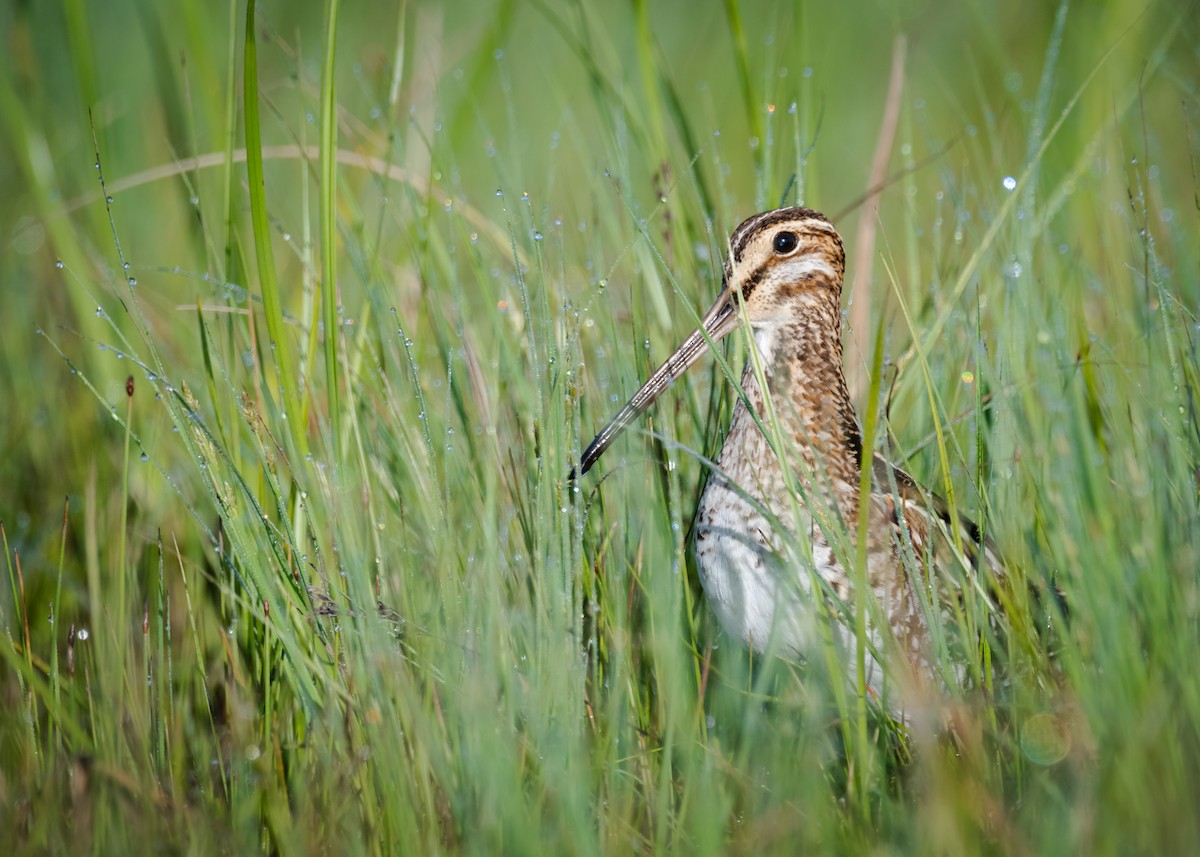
[579,207,1000,710]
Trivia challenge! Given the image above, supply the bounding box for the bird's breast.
[695,473,821,656]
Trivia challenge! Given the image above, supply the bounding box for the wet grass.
[1,0,1199,853]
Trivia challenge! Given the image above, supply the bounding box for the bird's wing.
[870,452,1067,650]
[870,452,1000,573]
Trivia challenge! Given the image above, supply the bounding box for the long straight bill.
[578,288,739,475]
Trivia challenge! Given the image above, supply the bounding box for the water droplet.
[77,628,90,641]
[532,231,543,241]
[1002,176,1017,191]
[55,259,64,269]
[128,277,137,286]
[961,371,975,384]
[495,189,504,197]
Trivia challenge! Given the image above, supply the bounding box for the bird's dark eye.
[773,231,799,254]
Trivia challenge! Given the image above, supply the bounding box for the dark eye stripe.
[739,261,769,300]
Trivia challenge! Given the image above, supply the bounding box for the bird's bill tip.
[575,287,739,476]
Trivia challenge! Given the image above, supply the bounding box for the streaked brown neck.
[746,291,862,495]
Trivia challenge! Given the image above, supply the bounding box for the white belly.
[694,475,889,697]
[694,480,824,655]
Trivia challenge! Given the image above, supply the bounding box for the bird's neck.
[743,302,862,492]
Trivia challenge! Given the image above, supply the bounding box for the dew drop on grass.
[55,259,63,269]
[1002,176,1017,191]
[77,628,89,640]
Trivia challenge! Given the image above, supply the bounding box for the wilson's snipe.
[579,207,1006,707]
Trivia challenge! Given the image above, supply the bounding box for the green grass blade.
[243,0,307,459]
[320,0,342,450]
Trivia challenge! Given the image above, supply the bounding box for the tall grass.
[1,0,1198,853]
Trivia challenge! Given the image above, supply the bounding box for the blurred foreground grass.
[1,0,1199,853]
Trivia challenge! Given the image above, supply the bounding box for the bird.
[577,206,1015,712]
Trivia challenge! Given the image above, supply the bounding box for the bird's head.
[577,207,845,475]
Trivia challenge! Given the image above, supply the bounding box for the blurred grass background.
[1,0,1199,853]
